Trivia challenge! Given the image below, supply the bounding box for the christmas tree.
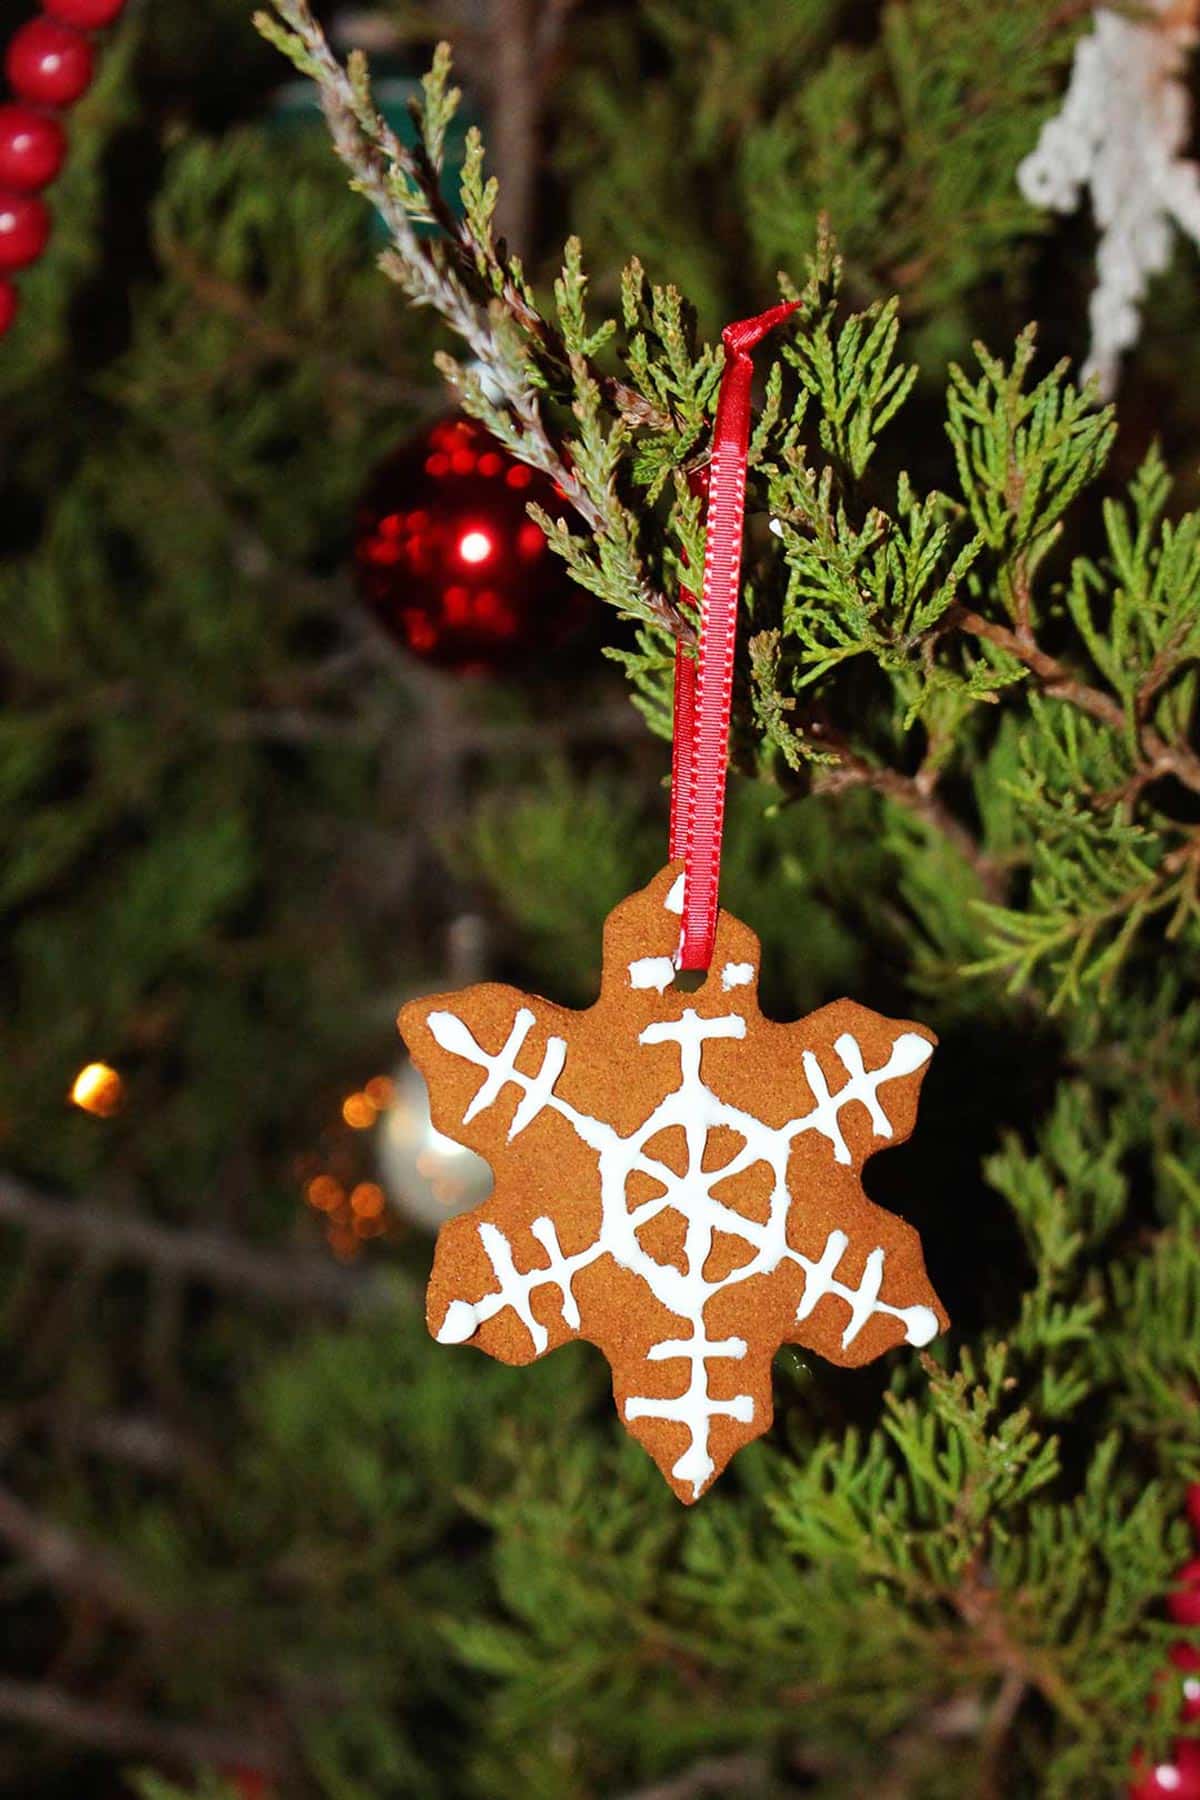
[3,0,1200,1794]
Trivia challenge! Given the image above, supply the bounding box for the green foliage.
[132,1778,241,1800]
[559,0,1081,359]
[6,2,1200,1796]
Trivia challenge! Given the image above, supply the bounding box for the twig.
[615,1750,771,1800]
[490,0,539,255]
[810,738,1007,904]
[0,1173,395,1313]
[870,1693,985,1800]
[953,1558,1084,1728]
[534,0,580,72]
[49,1410,198,1477]
[978,1670,1028,1800]
[955,607,1200,796]
[0,1481,158,1628]
[0,1676,284,1776]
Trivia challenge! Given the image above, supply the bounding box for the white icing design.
[629,955,677,993]
[664,873,685,914]
[426,1001,937,1498]
[721,962,754,990]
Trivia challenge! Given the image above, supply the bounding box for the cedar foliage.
[2,2,1200,1796]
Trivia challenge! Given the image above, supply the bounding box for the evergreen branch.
[160,240,431,406]
[256,0,686,642]
[0,1174,394,1313]
[955,607,1200,795]
[951,1556,1083,1725]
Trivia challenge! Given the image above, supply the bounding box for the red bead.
[0,191,50,270]
[0,106,67,190]
[44,0,128,28]
[1171,1646,1200,1723]
[6,19,94,108]
[1169,1561,1200,1628]
[1130,1741,1200,1798]
[0,278,17,336]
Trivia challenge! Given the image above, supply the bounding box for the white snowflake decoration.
[401,866,947,1501]
[425,1001,938,1499]
[1018,0,1200,397]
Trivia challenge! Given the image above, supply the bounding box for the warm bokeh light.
[364,1074,395,1109]
[457,527,493,564]
[341,1092,377,1129]
[350,1182,385,1219]
[326,1223,360,1262]
[306,1174,344,1213]
[69,1062,124,1117]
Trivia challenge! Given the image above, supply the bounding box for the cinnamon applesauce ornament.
[400,304,947,1503]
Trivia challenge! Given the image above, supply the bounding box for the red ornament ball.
[0,190,50,270]
[44,0,128,27]
[1169,1560,1200,1629]
[353,416,586,674]
[0,106,67,190]
[6,19,94,109]
[0,277,17,337]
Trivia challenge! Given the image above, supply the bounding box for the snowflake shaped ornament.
[1017,0,1200,397]
[400,867,947,1502]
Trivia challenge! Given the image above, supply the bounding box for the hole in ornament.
[672,968,706,992]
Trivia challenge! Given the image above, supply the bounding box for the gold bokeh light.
[350,1182,385,1219]
[341,1092,377,1130]
[69,1063,124,1118]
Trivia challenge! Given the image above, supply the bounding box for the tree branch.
[0,1173,395,1313]
[489,0,539,255]
[956,607,1200,796]
[0,1676,283,1776]
[0,1481,158,1627]
[615,1751,770,1800]
[810,739,1007,904]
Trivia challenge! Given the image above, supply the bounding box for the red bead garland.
[1170,1560,1200,1630]
[0,0,127,337]
[0,191,50,269]
[6,19,94,108]
[44,0,127,27]
[1130,1488,1200,1797]
[0,104,67,189]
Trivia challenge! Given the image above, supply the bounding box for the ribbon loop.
[670,300,798,970]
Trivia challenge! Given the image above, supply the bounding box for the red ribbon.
[669,300,798,970]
